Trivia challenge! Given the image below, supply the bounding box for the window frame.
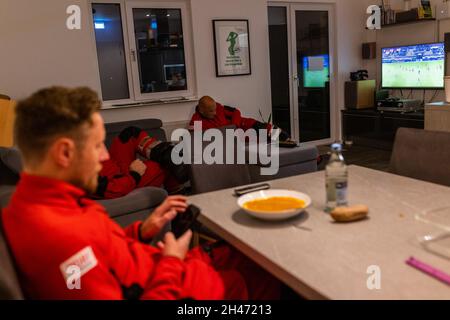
[88,0,136,106]
[125,0,196,101]
[89,0,196,107]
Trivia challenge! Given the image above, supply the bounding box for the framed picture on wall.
[212,19,251,77]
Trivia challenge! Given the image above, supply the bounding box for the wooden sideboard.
[341,108,424,150]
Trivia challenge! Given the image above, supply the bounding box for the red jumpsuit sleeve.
[190,112,201,126]
[191,116,218,130]
[101,174,138,199]
[141,256,185,299]
[222,104,243,128]
[105,219,187,300]
[106,219,227,300]
[123,221,143,240]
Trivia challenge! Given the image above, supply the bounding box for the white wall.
[0,0,366,133]
[0,0,99,99]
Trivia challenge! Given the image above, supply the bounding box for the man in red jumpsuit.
[190,96,267,131]
[189,96,290,141]
[2,86,280,300]
[95,126,188,199]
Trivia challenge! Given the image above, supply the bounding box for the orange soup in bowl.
[243,196,306,213]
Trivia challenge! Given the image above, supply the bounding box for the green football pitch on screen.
[304,67,329,88]
[382,60,444,88]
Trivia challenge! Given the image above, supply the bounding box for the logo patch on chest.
[60,246,98,283]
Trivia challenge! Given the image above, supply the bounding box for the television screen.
[163,64,186,82]
[303,54,329,88]
[382,42,445,89]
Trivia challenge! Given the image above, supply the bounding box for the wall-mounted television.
[302,54,329,88]
[381,42,445,89]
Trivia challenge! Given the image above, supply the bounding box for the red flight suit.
[96,129,178,199]
[2,174,280,300]
[190,103,264,131]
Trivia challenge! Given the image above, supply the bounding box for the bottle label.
[335,181,348,206]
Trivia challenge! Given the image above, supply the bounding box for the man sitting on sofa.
[2,86,280,300]
[189,96,290,141]
[95,126,188,199]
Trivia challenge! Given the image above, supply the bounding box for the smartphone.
[234,183,270,197]
[172,204,201,238]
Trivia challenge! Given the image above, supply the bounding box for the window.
[91,1,194,104]
[92,3,130,101]
[132,8,187,94]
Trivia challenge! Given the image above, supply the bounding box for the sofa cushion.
[277,145,319,167]
[0,147,22,175]
[96,187,167,218]
[246,144,318,167]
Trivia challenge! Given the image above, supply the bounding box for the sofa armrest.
[96,187,168,219]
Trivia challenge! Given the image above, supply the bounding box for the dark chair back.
[390,127,450,187]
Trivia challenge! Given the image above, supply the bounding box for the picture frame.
[212,19,251,77]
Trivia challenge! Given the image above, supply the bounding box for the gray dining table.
[188,165,450,299]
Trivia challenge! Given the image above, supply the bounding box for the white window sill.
[101,96,198,110]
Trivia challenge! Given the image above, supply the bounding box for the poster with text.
[213,20,251,77]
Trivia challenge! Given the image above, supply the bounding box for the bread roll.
[330,205,369,222]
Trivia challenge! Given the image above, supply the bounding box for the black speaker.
[445,33,450,52]
[362,42,376,60]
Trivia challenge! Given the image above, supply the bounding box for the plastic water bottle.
[326,143,348,211]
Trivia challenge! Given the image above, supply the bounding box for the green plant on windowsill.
[259,109,294,144]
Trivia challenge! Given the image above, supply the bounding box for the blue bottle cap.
[331,143,342,152]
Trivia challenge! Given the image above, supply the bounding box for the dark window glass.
[268,6,291,135]
[92,3,130,101]
[132,8,187,94]
[296,10,331,142]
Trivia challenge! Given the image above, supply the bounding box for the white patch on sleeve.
[59,246,98,281]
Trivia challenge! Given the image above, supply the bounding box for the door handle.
[131,49,136,62]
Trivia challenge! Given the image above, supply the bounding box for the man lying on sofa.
[189,95,290,141]
[2,86,280,299]
[94,126,188,199]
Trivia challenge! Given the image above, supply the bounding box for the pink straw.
[406,257,450,286]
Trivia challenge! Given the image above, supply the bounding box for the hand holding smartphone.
[171,204,201,238]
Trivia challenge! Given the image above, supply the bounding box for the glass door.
[268,6,291,136]
[268,3,335,144]
[291,3,335,144]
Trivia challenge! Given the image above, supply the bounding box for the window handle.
[131,49,136,62]
[293,75,300,87]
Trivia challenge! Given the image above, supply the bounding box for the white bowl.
[237,189,311,221]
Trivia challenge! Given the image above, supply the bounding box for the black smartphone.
[234,183,270,197]
[279,140,298,148]
[172,204,201,238]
